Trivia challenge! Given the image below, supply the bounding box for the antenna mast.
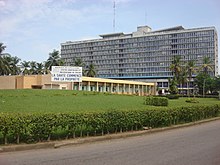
[113,0,116,32]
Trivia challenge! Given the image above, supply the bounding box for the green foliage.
[185,98,199,103]
[145,96,168,106]
[0,104,219,145]
[166,94,179,99]
[168,78,178,94]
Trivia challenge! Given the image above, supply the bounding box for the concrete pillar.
[141,85,144,96]
[78,82,82,91]
[96,82,99,92]
[103,82,106,92]
[116,84,119,93]
[128,84,131,94]
[110,83,113,93]
[87,81,90,91]
[133,84,135,94]
[123,84,125,94]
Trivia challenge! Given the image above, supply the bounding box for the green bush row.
[0,104,219,145]
[145,96,168,106]
[166,94,179,99]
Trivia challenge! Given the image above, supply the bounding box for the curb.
[1,117,220,152]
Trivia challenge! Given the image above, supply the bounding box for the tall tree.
[0,44,11,75]
[86,63,96,77]
[36,62,44,75]
[45,50,64,71]
[179,65,188,94]
[200,57,213,75]
[0,43,6,55]
[186,60,196,96]
[9,56,21,75]
[29,61,37,74]
[0,55,11,75]
[169,55,181,81]
[74,58,84,67]
[21,61,30,75]
[74,58,85,76]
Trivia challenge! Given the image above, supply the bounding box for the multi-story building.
[61,25,218,93]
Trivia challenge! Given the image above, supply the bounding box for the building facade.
[0,75,156,96]
[61,25,218,92]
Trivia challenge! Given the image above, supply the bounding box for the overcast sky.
[0,0,220,63]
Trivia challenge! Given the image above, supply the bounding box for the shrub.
[185,98,199,103]
[0,104,219,145]
[166,94,179,99]
[145,96,168,106]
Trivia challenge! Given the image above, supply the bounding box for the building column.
[141,85,144,96]
[133,84,136,94]
[123,84,125,94]
[96,82,99,92]
[110,83,113,93]
[116,84,119,93]
[78,82,82,91]
[128,84,130,94]
[87,81,90,91]
[103,82,106,92]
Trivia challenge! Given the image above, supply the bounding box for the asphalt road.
[1,120,220,165]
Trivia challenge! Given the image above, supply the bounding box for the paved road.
[1,120,220,165]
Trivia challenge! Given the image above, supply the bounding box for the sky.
[0,0,220,63]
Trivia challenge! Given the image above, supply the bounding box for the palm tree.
[10,56,21,75]
[29,61,37,74]
[200,57,213,75]
[169,55,181,81]
[179,66,188,95]
[0,43,6,55]
[186,60,196,96]
[0,43,10,75]
[74,58,84,67]
[199,57,213,97]
[0,55,11,75]
[74,58,85,76]
[21,61,30,75]
[45,50,64,71]
[36,62,44,74]
[86,63,96,77]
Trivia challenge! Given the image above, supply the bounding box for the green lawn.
[0,89,219,113]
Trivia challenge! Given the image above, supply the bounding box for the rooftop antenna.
[113,0,116,32]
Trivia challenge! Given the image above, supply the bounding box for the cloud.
[0,0,114,40]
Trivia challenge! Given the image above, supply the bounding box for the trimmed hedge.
[145,96,168,106]
[166,94,179,99]
[0,104,219,145]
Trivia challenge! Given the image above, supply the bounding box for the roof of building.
[153,26,185,33]
[99,32,124,38]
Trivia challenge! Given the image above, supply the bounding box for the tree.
[179,66,188,95]
[200,57,213,75]
[74,58,84,67]
[0,43,10,75]
[45,50,64,71]
[21,61,30,75]
[0,43,6,55]
[29,61,37,74]
[10,56,21,75]
[186,60,196,96]
[194,73,210,95]
[36,62,44,75]
[0,55,11,75]
[169,55,181,95]
[86,63,96,77]
[170,55,181,81]
[168,78,178,94]
[73,58,85,76]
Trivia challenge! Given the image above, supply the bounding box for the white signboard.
[51,66,82,82]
